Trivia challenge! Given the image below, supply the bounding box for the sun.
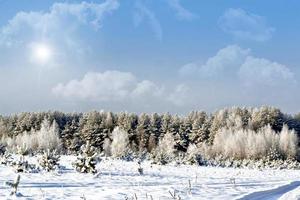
[30,43,52,64]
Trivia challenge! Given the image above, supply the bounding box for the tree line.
[1,106,300,156]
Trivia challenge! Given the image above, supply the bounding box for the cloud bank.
[52,70,189,108]
[179,45,295,87]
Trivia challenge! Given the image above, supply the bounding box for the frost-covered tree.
[119,113,138,152]
[279,125,298,159]
[210,124,299,161]
[185,144,201,164]
[153,131,176,164]
[110,127,130,158]
[209,109,228,144]
[249,106,284,132]
[225,107,250,130]
[3,119,62,154]
[103,138,111,156]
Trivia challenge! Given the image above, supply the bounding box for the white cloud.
[52,71,137,101]
[0,0,119,47]
[219,8,275,42]
[179,45,295,86]
[133,1,162,40]
[179,45,250,78]
[166,0,197,20]
[239,56,295,86]
[53,70,179,102]
[198,45,250,78]
[132,80,164,98]
[52,70,194,108]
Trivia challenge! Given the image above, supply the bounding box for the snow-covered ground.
[1,156,300,200]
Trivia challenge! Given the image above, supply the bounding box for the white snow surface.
[1,156,300,200]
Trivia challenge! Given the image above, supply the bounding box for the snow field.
[1,156,300,199]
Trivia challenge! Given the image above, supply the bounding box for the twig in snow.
[80,194,87,200]
[188,179,192,194]
[229,178,236,186]
[169,190,182,200]
[5,174,20,195]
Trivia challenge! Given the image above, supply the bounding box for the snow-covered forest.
[1,106,300,199]
[1,106,300,168]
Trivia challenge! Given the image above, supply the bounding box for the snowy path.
[1,156,300,199]
[238,181,300,200]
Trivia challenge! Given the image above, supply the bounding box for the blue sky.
[0,0,299,114]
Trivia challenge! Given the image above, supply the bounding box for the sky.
[0,0,300,115]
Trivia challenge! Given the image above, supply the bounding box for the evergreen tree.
[73,141,98,174]
[190,112,210,145]
[148,113,162,152]
[137,113,151,153]
[61,119,80,153]
[80,111,105,149]
[38,149,60,171]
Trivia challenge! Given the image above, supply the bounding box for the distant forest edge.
[1,106,300,168]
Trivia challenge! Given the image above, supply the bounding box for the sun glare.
[31,43,52,64]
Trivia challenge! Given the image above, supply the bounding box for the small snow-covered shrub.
[11,155,37,173]
[38,149,60,171]
[110,127,130,159]
[3,119,62,154]
[73,141,98,174]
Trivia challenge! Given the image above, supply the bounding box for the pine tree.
[178,116,192,152]
[137,114,151,153]
[38,149,60,171]
[169,115,181,152]
[80,112,105,149]
[189,112,210,145]
[148,113,162,152]
[73,141,98,174]
[161,113,172,139]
